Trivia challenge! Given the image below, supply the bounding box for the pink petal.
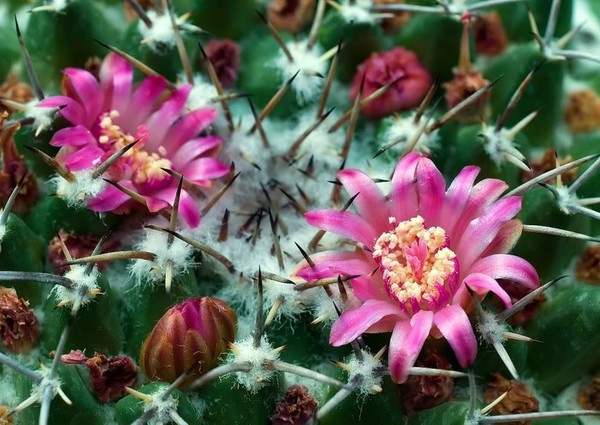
[441,165,480,231]
[88,182,133,211]
[433,304,477,367]
[415,156,446,225]
[164,108,218,152]
[480,219,523,256]
[145,85,192,151]
[456,196,522,271]
[350,275,389,302]
[390,152,420,222]
[294,250,374,281]
[123,76,168,129]
[180,157,229,185]
[37,96,86,126]
[329,299,404,346]
[63,68,103,126]
[388,310,433,383]
[463,272,512,308]
[449,178,508,243]
[305,210,378,248]
[337,169,390,233]
[146,187,201,228]
[469,254,539,289]
[50,125,97,147]
[170,136,222,169]
[63,145,105,171]
[99,53,133,112]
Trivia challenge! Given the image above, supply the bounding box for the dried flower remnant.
[267,0,316,33]
[295,153,539,383]
[204,39,242,88]
[350,48,431,118]
[139,297,237,388]
[400,350,455,413]
[0,74,34,117]
[0,286,39,354]
[372,0,411,33]
[564,89,600,133]
[522,149,577,185]
[0,406,13,425]
[576,246,600,285]
[474,12,508,56]
[499,280,546,327]
[124,0,155,20]
[271,385,318,425]
[483,374,539,425]
[0,113,39,214]
[48,230,120,274]
[61,350,138,403]
[577,373,600,410]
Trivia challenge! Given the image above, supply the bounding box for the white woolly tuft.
[340,0,375,23]
[556,185,579,215]
[381,113,439,155]
[272,40,326,105]
[310,283,361,325]
[569,0,600,77]
[129,227,195,283]
[184,75,220,112]
[227,335,280,393]
[33,0,70,13]
[138,10,183,52]
[553,379,600,425]
[0,369,19,407]
[346,352,384,396]
[263,280,308,320]
[52,265,100,309]
[53,171,105,208]
[31,367,61,401]
[481,127,527,169]
[146,385,180,425]
[477,310,507,345]
[25,101,56,134]
[0,225,6,245]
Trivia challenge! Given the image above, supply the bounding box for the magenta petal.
[481,220,523,256]
[123,76,168,129]
[415,156,446,225]
[329,299,404,346]
[463,272,512,308]
[164,108,218,152]
[294,250,374,281]
[388,310,433,383]
[305,210,377,247]
[88,182,133,211]
[433,305,477,368]
[146,187,201,228]
[170,136,222,169]
[180,157,229,184]
[442,165,479,231]
[338,169,390,233]
[469,254,539,289]
[99,53,133,112]
[37,96,86,126]
[391,152,420,222]
[50,125,97,147]
[145,85,192,151]
[63,68,103,125]
[456,196,522,271]
[63,145,105,171]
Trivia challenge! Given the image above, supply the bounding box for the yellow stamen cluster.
[372,216,457,307]
[98,110,171,185]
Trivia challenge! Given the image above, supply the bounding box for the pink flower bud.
[0,287,39,354]
[139,297,237,389]
[349,48,431,119]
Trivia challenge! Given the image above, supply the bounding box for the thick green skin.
[482,42,565,148]
[527,284,600,394]
[41,274,123,355]
[407,400,471,425]
[0,25,20,81]
[0,213,46,306]
[114,382,202,424]
[15,362,107,425]
[569,132,600,236]
[189,0,260,40]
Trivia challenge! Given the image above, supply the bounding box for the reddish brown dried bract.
[271,385,318,425]
[564,89,600,134]
[522,148,577,185]
[205,39,242,89]
[0,74,34,117]
[577,374,600,410]
[48,230,120,274]
[268,0,315,33]
[483,374,539,425]
[443,70,490,123]
[474,12,508,57]
[0,287,39,354]
[577,246,600,285]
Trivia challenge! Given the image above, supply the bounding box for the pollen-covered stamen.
[372,216,458,314]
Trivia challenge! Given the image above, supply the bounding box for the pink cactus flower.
[293,153,539,383]
[38,53,230,227]
[350,47,432,119]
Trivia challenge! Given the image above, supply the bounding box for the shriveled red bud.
[474,12,507,57]
[139,297,237,389]
[61,350,138,403]
[205,39,241,89]
[0,287,39,354]
[350,48,431,119]
[271,385,318,425]
[268,0,315,33]
[443,69,490,122]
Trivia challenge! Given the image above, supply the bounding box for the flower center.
[372,216,459,314]
[98,110,172,186]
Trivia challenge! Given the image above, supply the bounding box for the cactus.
[4,0,600,424]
